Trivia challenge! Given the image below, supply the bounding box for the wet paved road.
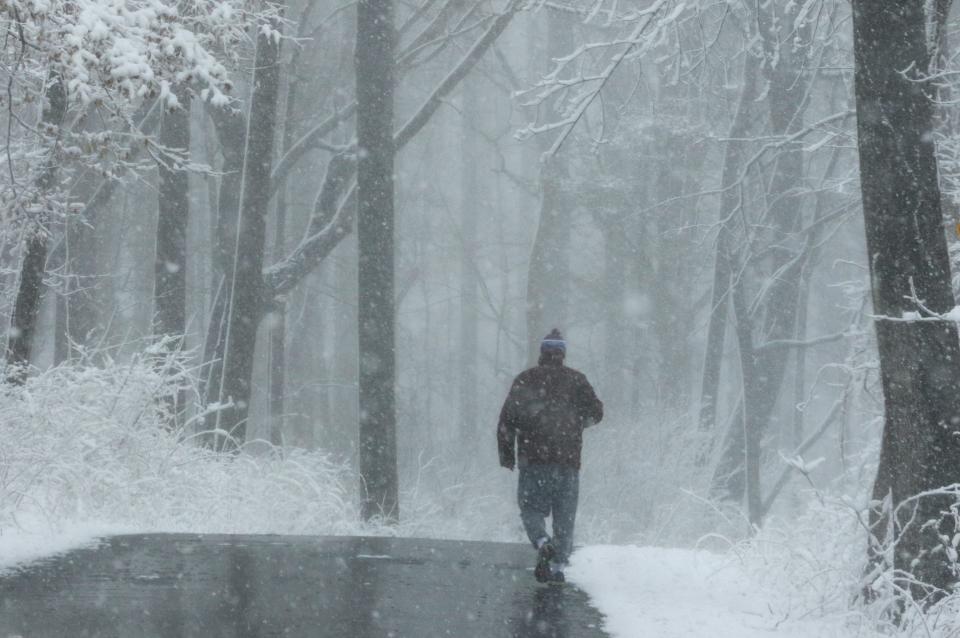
[0,534,609,637]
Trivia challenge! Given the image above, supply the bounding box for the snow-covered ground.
[0,359,951,637]
[569,545,863,638]
[0,523,122,575]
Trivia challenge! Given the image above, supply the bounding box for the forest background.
[3,0,960,631]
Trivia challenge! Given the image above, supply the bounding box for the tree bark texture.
[154,92,191,342]
[197,0,518,450]
[267,31,308,450]
[852,0,960,597]
[6,77,68,381]
[212,17,284,449]
[356,0,400,522]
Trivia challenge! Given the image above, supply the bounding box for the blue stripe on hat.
[541,338,566,351]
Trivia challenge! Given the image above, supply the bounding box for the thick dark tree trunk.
[198,0,518,451]
[213,16,284,448]
[267,19,314,449]
[199,106,246,420]
[6,77,68,382]
[7,233,51,380]
[852,0,960,598]
[356,0,399,521]
[154,90,191,422]
[154,92,191,342]
[268,145,290,448]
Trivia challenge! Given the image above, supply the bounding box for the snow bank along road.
[0,534,608,637]
[569,546,850,638]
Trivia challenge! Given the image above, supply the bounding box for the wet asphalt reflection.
[0,534,609,637]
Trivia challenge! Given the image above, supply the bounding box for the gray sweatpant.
[517,462,580,564]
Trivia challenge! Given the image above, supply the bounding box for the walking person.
[497,329,604,583]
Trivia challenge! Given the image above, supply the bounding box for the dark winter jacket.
[497,359,603,470]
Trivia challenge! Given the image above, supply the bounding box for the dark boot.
[534,540,555,583]
[548,561,566,584]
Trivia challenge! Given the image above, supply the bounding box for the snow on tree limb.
[516,0,678,157]
[5,0,251,108]
[395,0,524,149]
[263,0,524,298]
[263,153,356,297]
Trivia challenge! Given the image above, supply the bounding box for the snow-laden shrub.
[730,498,870,628]
[727,490,960,637]
[0,350,357,536]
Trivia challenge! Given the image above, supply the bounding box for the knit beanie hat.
[540,328,566,354]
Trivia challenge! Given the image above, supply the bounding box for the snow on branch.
[264,0,525,297]
[263,153,356,297]
[7,0,250,107]
[515,0,681,157]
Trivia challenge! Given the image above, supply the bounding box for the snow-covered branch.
[515,0,680,155]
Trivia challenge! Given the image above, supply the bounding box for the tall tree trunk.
[6,77,68,381]
[53,288,69,366]
[213,14,284,448]
[696,54,760,451]
[199,106,246,420]
[459,76,480,442]
[154,89,192,423]
[853,0,960,598]
[199,0,519,450]
[268,208,288,449]
[356,0,399,521]
[711,17,814,501]
[267,59,299,449]
[154,91,191,343]
[267,0,323,449]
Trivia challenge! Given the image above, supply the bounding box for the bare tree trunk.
[53,288,68,366]
[853,0,960,598]
[213,14,284,448]
[154,89,191,423]
[268,211,288,448]
[459,77,480,441]
[696,55,760,448]
[356,0,399,522]
[198,0,520,451]
[6,77,68,381]
[267,61,298,449]
[199,106,246,420]
[710,6,814,507]
[154,91,191,342]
